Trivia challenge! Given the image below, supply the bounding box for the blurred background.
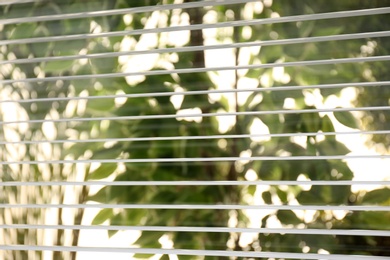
[1,0,390,259]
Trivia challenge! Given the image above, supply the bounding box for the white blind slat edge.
[1,204,389,211]
[1,81,389,104]
[2,30,389,66]
[1,180,390,187]
[1,106,389,126]
[1,130,389,145]
[2,55,390,84]
[1,7,389,46]
[1,155,390,166]
[1,225,389,237]
[0,0,34,6]
[0,245,388,259]
[0,0,257,25]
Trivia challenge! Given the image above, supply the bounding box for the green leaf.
[92,208,113,225]
[317,137,350,156]
[296,190,323,204]
[276,187,288,203]
[334,109,359,129]
[110,212,124,225]
[108,229,118,238]
[88,187,110,203]
[151,190,178,203]
[11,23,35,39]
[303,233,338,253]
[91,144,122,160]
[300,20,315,38]
[321,115,335,133]
[45,60,74,73]
[362,188,390,205]
[301,112,320,133]
[88,163,117,180]
[30,26,51,57]
[248,185,257,196]
[277,210,301,225]
[358,212,390,229]
[135,231,163,248]
[108,213,122,238]
[87,98,115,112]
[262,191,272,204]
[123,209,148,225]
[133,253,157,259]
[160,255,170,260]
[53,40,86,55]
[331,185,350,204]
[312,26,344,37]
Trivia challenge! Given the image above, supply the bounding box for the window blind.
[1,0,390,260]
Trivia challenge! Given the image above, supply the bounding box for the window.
[1,1,390,259]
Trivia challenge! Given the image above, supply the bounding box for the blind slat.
[1,155,390,166]
[0,0,257,25]
[0,0,34,6]
[1,81,389,104]
[2,55,389,84]
[2,225,389,237]
[2,180,390,187]
[1,130,389,146]
[1,7,389,46]
[2,204,389,211]
[1,106,389,126]
[0,245,388,259]
[2,30,390,66]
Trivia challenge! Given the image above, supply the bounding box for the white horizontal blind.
[1,1,390,260]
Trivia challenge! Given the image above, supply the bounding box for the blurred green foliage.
[0,0,389,259]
